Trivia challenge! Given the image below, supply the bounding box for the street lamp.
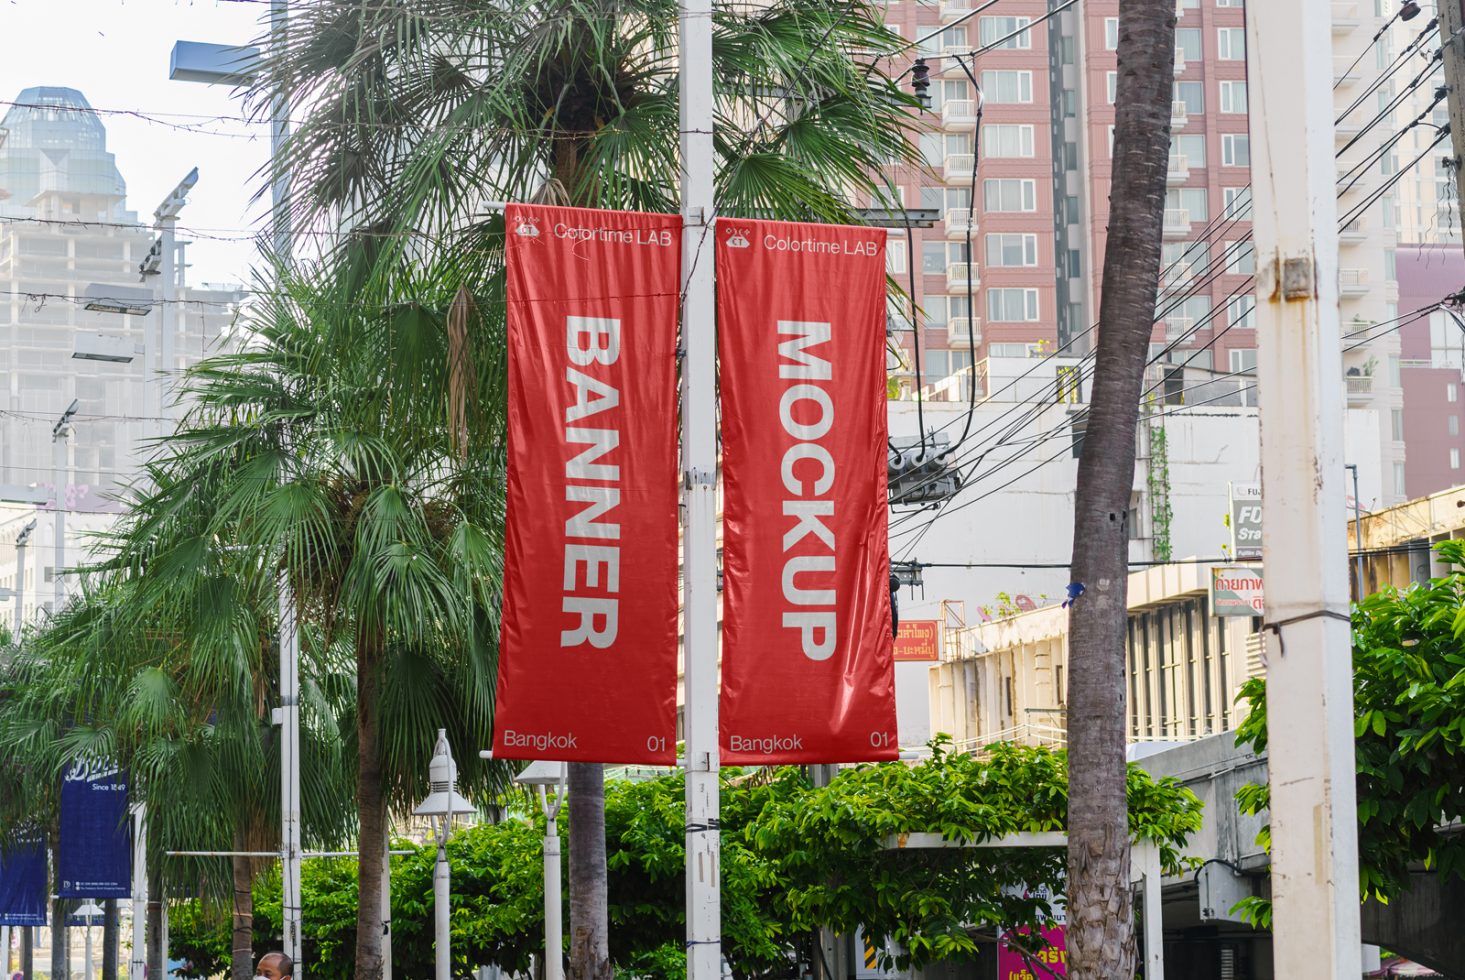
[513,760,567,980]
[3,518,37,642]
[414,730,473,980]
[72,900,105,980]
[52,399,79,612]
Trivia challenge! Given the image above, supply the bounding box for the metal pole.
[381,838,393,980]
[1246,1,1362,975]
[433,822,449,980]
[52,426,67,611]
[85,919,94,980]
[157,215,177,426]
[1,925,9,976]
[130,805,146,980]
[539,785,563,980]
[269,0,292,265]
[14,520,33,639]
[278,585,303,970]
[678,0,720,975]
[1346,464,1365,597]
[1137,841,1164,980]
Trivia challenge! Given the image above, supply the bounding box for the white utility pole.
[150,168,196,428]
[278,588,303,970]
[13,518,35,638]
[1246,1,1362,977]
[678,0,720,975]
[131,805,147,980]
[52,400,77,612]
[539,782,564,980]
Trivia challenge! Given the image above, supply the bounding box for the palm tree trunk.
[102,899,119,980]
[567,763,610,980]
[230,849,256,980]
[52,896,69,980]
[1064,1,1175,977]
[355,633,388,980]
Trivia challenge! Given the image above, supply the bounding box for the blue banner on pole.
[59,763,131,899]
[0,835,48,926]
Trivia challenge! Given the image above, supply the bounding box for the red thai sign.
[893,620,942,662]
[492,204,680,764]
[716,218,898,764]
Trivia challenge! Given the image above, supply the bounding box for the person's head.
[256,952,293,980]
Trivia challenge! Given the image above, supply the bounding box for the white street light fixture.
[82,283,154,317]
[513,761,567,980]
[414,731,472,980]
[154,168,199,225]
[73,901,105,980]
[72,334,139,364]
[168,41,262,87]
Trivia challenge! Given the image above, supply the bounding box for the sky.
[2,0,278,286]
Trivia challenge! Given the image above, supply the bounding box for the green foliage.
[166,742,1201,978]
[1235,538,1465,918]
[1146,422,1173,563]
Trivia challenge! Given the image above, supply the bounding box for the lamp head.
[1400,0,1422,20]
[911,59,931,110]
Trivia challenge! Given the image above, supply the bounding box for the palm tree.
[260,3,918,976]
[1064,1,1176,976]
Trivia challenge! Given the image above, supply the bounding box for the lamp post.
[513,761,567,980]
[52,399,78,612]
[73,901,104,980]
[414,731,472,980]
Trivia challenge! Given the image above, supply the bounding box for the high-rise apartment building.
[0,87,242,499]
[881,0,1410,505]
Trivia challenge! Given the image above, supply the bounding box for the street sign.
[893,620,941,662]
[1210,566,1265,617]
[1229,483,1262,559]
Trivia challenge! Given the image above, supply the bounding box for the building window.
[1218,0,1244,6]
[1176,28,1203,62]
[985,233,1039,267]
[1218,27,1246,60]
[1453,448,1461,470]
[1451,415,1461,436]
[1174,80,1204,115]
[886,239,907,276]
[1173,133,1207,168]
[1222,134,1251,167]
[1224,240,1255,274]
[980,16,1033,49]
[984,124,1035,158]
[987,288,1040,321]
[1227,295,1256,328]
[1107,71,1118,105]
[1219,79,1248,113]
[981,70,1033,103]
[1449,383,1459,403]
[922,240,947,275]
[1166,187,1209,223]
[984,178,1037,212]
[1229,348,1257,375]
[1223,186,1253,218]
[1104,17,1119,50]
[1392,408,1405,442]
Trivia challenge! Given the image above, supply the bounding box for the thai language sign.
[717,217,898,764]
[893,620,941,662]
[1211,566,1265,617]
[492,204,681,764]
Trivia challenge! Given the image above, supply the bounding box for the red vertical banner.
[492,204,680,764]
[717,218,898,764]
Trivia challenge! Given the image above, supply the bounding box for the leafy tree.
[1235,539,1465,921]
[166,743,1201,979]
[1063,2,1178,975]
[259,2,921,976]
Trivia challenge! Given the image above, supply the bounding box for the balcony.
[1334,55,1361,86]
[1163,317,1194,342]
[1171,100,1188,127]
[947,261,980,292]
[1340,218,1367,244]
[1173,51,1187,77]
[942,99,977,130]
[947,317,982,347]
[1332,1,1360,32]
[1162,208,1192,237]
[944,153,976,183]
[1166,154,1190,185]
[1339,268,1369,297]
[940,0,973,19]
[944,208,973,238]
[1345,373,1373,404]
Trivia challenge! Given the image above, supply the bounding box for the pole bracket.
[684,468,716,489]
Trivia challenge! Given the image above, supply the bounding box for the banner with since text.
[59,762,131,898]
[492,204,681,765]
[717,218,898,764]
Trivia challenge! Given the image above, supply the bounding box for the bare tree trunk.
[230,849,256,980]
[102,899,118,980]
[1065,1,1176,977]
[567,763,610,980]
[52,896,69,980]
[354,634,388,980]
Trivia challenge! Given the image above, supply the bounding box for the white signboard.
[1229,483,1262,560]
[1211,566,1265,617]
